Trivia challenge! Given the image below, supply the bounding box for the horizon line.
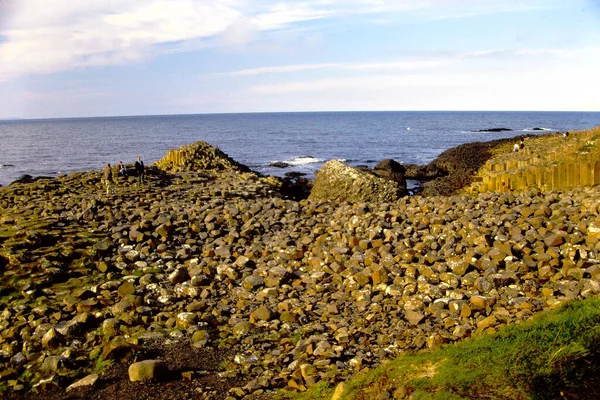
[2,109,599,122]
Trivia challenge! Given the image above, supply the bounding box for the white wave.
[285,156,323,166]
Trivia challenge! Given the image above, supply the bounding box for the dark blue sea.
[1,111,599,186]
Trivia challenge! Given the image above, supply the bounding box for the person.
[118,161,127,177]
[519,135,525,149]
[135,156,145,185]
[563,131,570,138]
[513,143,519,153]
[102,163,113,194]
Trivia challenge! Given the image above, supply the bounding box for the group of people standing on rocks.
[102,156,145,194]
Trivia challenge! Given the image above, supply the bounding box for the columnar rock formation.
[467,127,600,193]
[154,141,251,173]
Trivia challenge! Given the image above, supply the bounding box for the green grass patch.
[276,297,600,400]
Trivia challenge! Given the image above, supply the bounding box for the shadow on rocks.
[280,172,313,200]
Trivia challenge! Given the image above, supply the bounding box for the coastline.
[1,129,599,399]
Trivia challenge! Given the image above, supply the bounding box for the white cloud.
[212,45,587,78]
[213,57,454,77]
[0,0,334,80]
[0,0,562,81]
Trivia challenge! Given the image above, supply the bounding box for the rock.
[309,160,407,202]
[128,360,168,382]
[331,382,347,400]
[169,266,190,284]
[373,159,407,185]
[41,355,65,373]
[41,328,61,349]
[250,306,272,322]
[192,330,209,347]
[405,310,425,325]
[102,336,139,361]
[474,128,513,132]
[66,374,99,392]
[232,321,253,336]
[269,162,290,168]
[117,281,135,297]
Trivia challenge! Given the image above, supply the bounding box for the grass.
[276,297,600,400]
[93,356,113,375]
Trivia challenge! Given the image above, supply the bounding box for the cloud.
[0,0,561,81]
[0,0,334,81]
[211,45,585,78]
[213,57,454,77]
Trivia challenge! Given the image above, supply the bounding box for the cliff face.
[467,127,600,194]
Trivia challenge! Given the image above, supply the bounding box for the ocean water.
[0,111,599,186]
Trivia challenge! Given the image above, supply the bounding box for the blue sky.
[0,0,599,119]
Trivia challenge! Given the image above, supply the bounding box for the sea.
[0,111,599,187]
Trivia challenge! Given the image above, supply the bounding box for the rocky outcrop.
[373,159,407,185]
[474,128,513,132]
[154,141,251,173]
[405,137,519,196]
[9,174,53,186]
[309,160,407,202]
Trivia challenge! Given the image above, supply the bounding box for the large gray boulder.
[309,160,407,203]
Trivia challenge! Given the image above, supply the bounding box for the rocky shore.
[1,138,599,399]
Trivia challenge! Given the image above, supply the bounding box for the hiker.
[519,135,525,149]
[102,163,113,194]
[563,131,570,138]
[118,161,127,177]
[513,143,519,153]
[135,156,145,185]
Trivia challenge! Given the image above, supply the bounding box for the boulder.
[309,160,407,203]
[373,159,407,185]
[128,360,168,382]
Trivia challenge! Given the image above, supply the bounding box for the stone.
[477,315,497,331]
[117,281,135,297]
[128,360,168,382]
[250,306,272,322]
[309,160,407,203]
[102,336,139,361]
[66,374,98,392]
[169,266,190,284]
[41,328,61,349]
[331,382,347,400]
[405,310,425,325]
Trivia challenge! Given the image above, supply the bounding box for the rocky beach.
[1,130,600,399]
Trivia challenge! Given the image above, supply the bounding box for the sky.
[0,0,599,119]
